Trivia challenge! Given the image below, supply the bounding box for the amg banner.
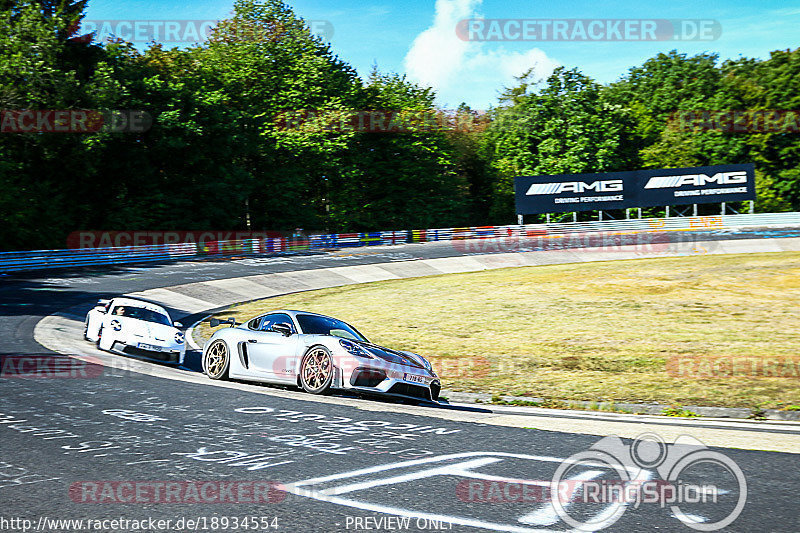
[514,164,755,215]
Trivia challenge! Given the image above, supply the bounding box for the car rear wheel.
[204,340,230,380]
[300,346,333,394]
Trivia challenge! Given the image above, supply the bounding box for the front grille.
[118,343,178,363]
[350,368,386,388]
[388,382,431,400]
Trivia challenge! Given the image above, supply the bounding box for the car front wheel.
[300,346,333,394]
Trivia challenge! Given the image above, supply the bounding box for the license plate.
[138,343,164,352]
[404,373,427,384]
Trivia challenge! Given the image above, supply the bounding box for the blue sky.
[84,0,800,109]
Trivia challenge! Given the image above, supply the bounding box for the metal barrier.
[2,212,799,273]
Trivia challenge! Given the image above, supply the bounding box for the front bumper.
[110,341,183,365]
[346,366,441,402]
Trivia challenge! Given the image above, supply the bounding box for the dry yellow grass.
[194,252,800,408]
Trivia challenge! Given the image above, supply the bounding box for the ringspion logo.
[551,434,747,531]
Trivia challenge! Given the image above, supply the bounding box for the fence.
[2,212,799,273]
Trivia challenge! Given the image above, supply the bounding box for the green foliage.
[0,1,798,251]
[661,406,699,418]
[483,67,637,220]
[0,0,467,249]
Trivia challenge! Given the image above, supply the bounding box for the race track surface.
[2,227,799,532]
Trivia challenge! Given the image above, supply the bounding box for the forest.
[1,0,798,250]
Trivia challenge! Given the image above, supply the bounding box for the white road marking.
[671,511,708,524]
[284,452,650,533]
[517,470,605,526]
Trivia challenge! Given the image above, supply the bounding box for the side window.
[248,317,263,330]
[259,313,296,333]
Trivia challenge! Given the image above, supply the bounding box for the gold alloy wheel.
[301,346,333,393]
[205,340,229,379]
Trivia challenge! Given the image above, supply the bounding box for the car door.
[245,313,300,381]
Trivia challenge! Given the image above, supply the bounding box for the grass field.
[194,252,800,409]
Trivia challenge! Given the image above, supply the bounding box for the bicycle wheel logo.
[550,433,747,531]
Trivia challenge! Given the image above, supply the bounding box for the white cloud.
[464,47,559,84]
[403,0,479,88]
[403,0,559,108]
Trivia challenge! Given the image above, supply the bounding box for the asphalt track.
[2,227,800,532]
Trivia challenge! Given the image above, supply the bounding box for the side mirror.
[173,321,183,329]
[209,318,221,328]
[271,323,292,337]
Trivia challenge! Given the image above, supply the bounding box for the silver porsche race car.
[202,310,441,402]
[84,297,186,365]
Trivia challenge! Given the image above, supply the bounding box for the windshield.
[295,314,368,342]
[112,305,172,326]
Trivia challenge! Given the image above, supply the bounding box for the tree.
[483,67,637,221]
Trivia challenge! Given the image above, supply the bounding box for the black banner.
[514,164,755,215]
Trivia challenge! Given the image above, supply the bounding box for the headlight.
[110,320,122,331]
[403,350,433,372]
[339,339,372,359]
[175,332,185,344]
[416,356,434,373]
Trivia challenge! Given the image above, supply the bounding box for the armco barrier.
[2,212,799,273]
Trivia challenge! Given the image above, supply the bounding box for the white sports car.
[202,310,441,402]
[84,297,186,365]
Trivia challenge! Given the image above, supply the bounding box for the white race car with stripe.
[84,297,186,365]
[202,310,441,402]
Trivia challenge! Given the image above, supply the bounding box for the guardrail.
[2,212,799,273]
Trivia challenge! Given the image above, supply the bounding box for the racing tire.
[299,345,334,395]
[204,340,230,380]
